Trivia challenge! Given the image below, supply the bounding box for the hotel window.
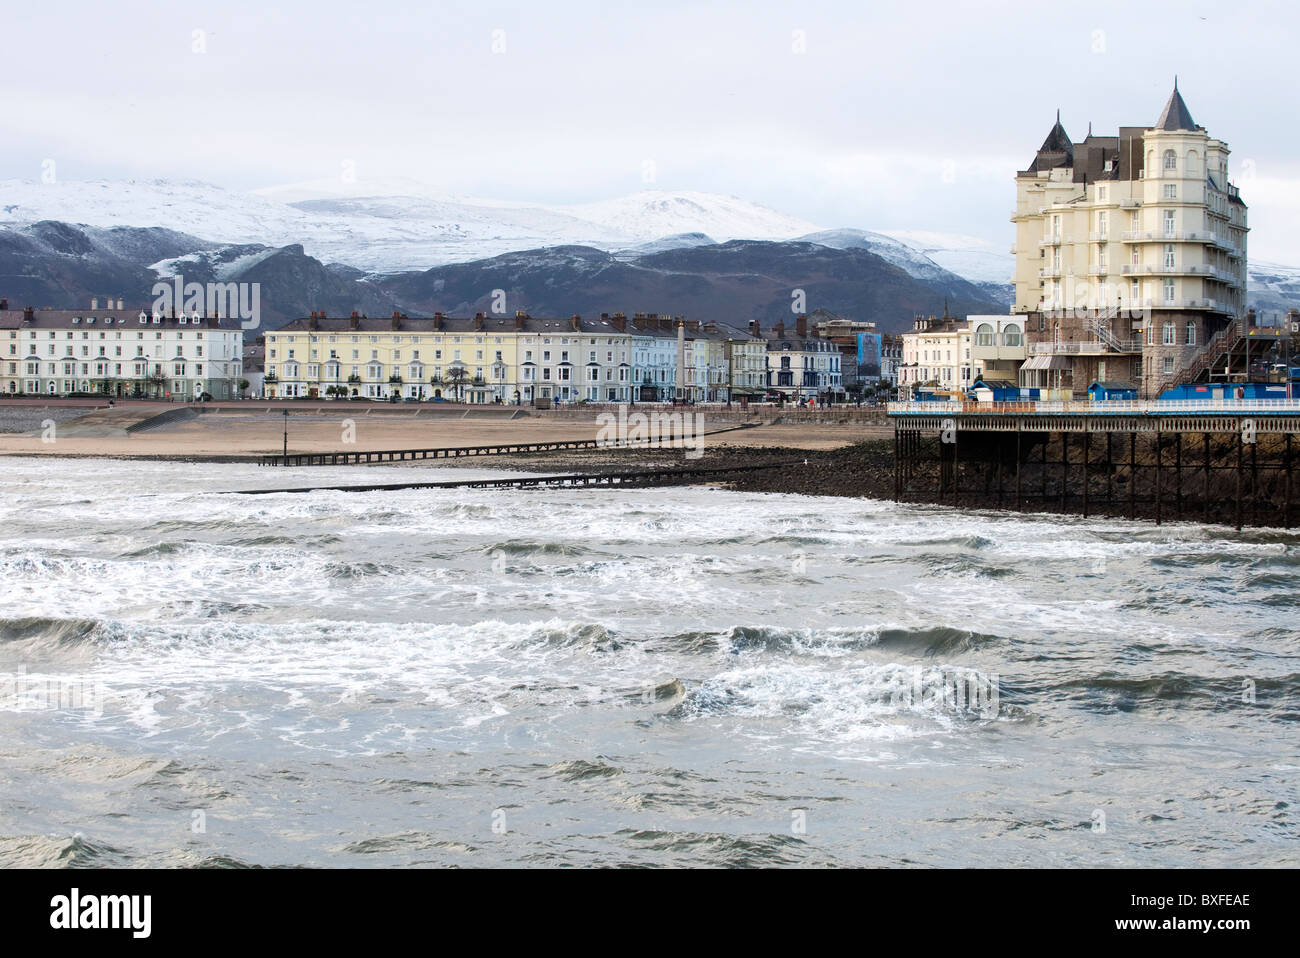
[1162,356,1175,375]
[1164,278,1176,303]
[1097,211,1107,237]
[1097,186,1108,202]
[1164,184,1177,199]
[1164,244,1176,268]
[1186,322,1197,346]
[1162,322,1176,345]
[1163,210,1176,237]
[1163,150,1177,171]
[1131,280,1140,301]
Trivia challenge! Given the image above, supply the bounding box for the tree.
[445,364,469,402]
[238,378,250,398]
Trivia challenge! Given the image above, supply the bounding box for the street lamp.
[282,409,288,465]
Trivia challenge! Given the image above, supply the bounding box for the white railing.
[1028,341,1114,355]
[1121,229,1219,243]
[890,398,1300,416]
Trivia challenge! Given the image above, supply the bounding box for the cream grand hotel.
[1012,81,1248,397]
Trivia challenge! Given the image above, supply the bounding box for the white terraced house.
[0,302,246,399]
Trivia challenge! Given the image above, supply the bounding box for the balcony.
[1038,235,1064,247]
[1028,341,1116,356]
[1087,266,1110,276]
[1039,267,1062,279]
[1120,263,1243,285]
[1087,232,1112,242]
[1121,229,1219,243]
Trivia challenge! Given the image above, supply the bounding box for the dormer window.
[72,317,81,324]
[87,317,95,324]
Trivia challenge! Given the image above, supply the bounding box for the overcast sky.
[6,0,1300,262]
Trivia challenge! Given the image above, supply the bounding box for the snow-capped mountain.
[0,178,816,273]
[2,177,1293,315]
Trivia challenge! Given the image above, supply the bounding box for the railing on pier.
[889,398,1300,417]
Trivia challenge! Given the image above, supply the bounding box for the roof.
[971,377,1018,389]
[0,308,243,332]
[1021,355,1073,371]
[1154,81,1199,132]
[1026,111,1075,172]
[273,313,759,343]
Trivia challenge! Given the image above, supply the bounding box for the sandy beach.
[0,401,891,459]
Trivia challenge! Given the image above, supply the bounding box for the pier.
[890,400,1300,530]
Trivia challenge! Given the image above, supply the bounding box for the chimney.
[474,313,484,331]
[796,314,807,338]
[91,297,98,310]
[391,313,401,330]
[571,313,581,332]
[748,319,760,337]
[308,314,319,330]
[610,313,626,332]
[433,312,443,330]
[0,299,7,311]
[348,313,359,329]
[116,298,124,310]
[514,312,525,330]
[23,306,34,323]
[775,320,785,339]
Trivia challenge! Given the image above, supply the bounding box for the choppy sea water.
[0,456,1296,868]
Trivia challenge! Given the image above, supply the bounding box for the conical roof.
[1155,80,1197,131]
[1039,110,1073,153]
[1025,110,1074,172]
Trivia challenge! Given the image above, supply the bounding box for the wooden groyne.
[236,460,794,495]
[257,423,758,467]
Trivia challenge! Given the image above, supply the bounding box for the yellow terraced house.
[264,311,764,403]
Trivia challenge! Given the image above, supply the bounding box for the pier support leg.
[1155,429,1162,526]
[1129,432,1136,521]
[1286,433,1293,531]
[1175,432,1183,520]
[1082,431,1089,519]
[1251,439,1258,528]
[1015,428,1022,512]
[1204,433,1211,525]
[1236,435,1243,531]
[1060,431,1068,513]
[1106,433,1113,509]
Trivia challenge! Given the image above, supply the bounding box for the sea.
[0,456,1296,867]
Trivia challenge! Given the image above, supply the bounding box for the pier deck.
[888,401,1300,530]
